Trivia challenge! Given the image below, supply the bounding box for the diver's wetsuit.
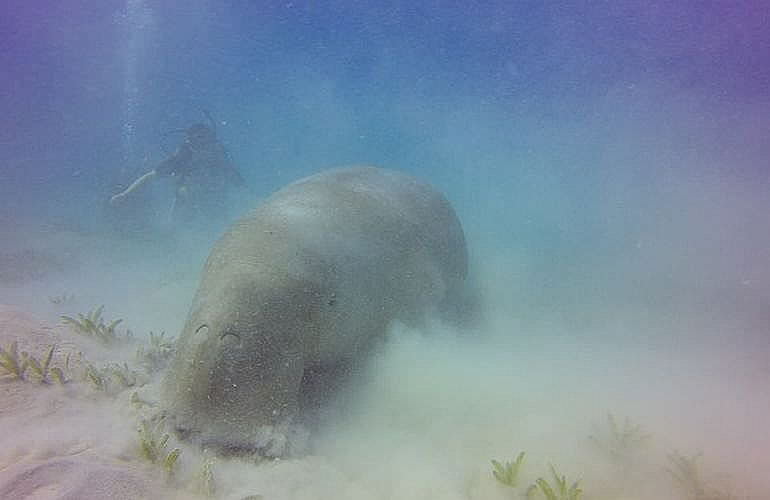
[156,138,244,223]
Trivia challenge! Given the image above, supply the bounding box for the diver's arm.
[110,145,189,205]
[109,170,157,205]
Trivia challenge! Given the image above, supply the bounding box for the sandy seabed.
[1,225,768,500]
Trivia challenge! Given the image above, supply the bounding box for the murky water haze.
[1,2,768,499]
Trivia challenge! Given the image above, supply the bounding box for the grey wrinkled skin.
[162,166,468,455]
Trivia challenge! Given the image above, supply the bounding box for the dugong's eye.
[194,324,209,336]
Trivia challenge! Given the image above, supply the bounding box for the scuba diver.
[110,114,244,225]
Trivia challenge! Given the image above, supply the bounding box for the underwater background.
[1,1,769,499]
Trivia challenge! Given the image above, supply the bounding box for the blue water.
[1,2,768,498]
[4,2,767,218]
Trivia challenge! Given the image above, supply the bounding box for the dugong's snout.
[164,312,305,452]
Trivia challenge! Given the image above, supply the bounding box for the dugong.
[162,166,468,454]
